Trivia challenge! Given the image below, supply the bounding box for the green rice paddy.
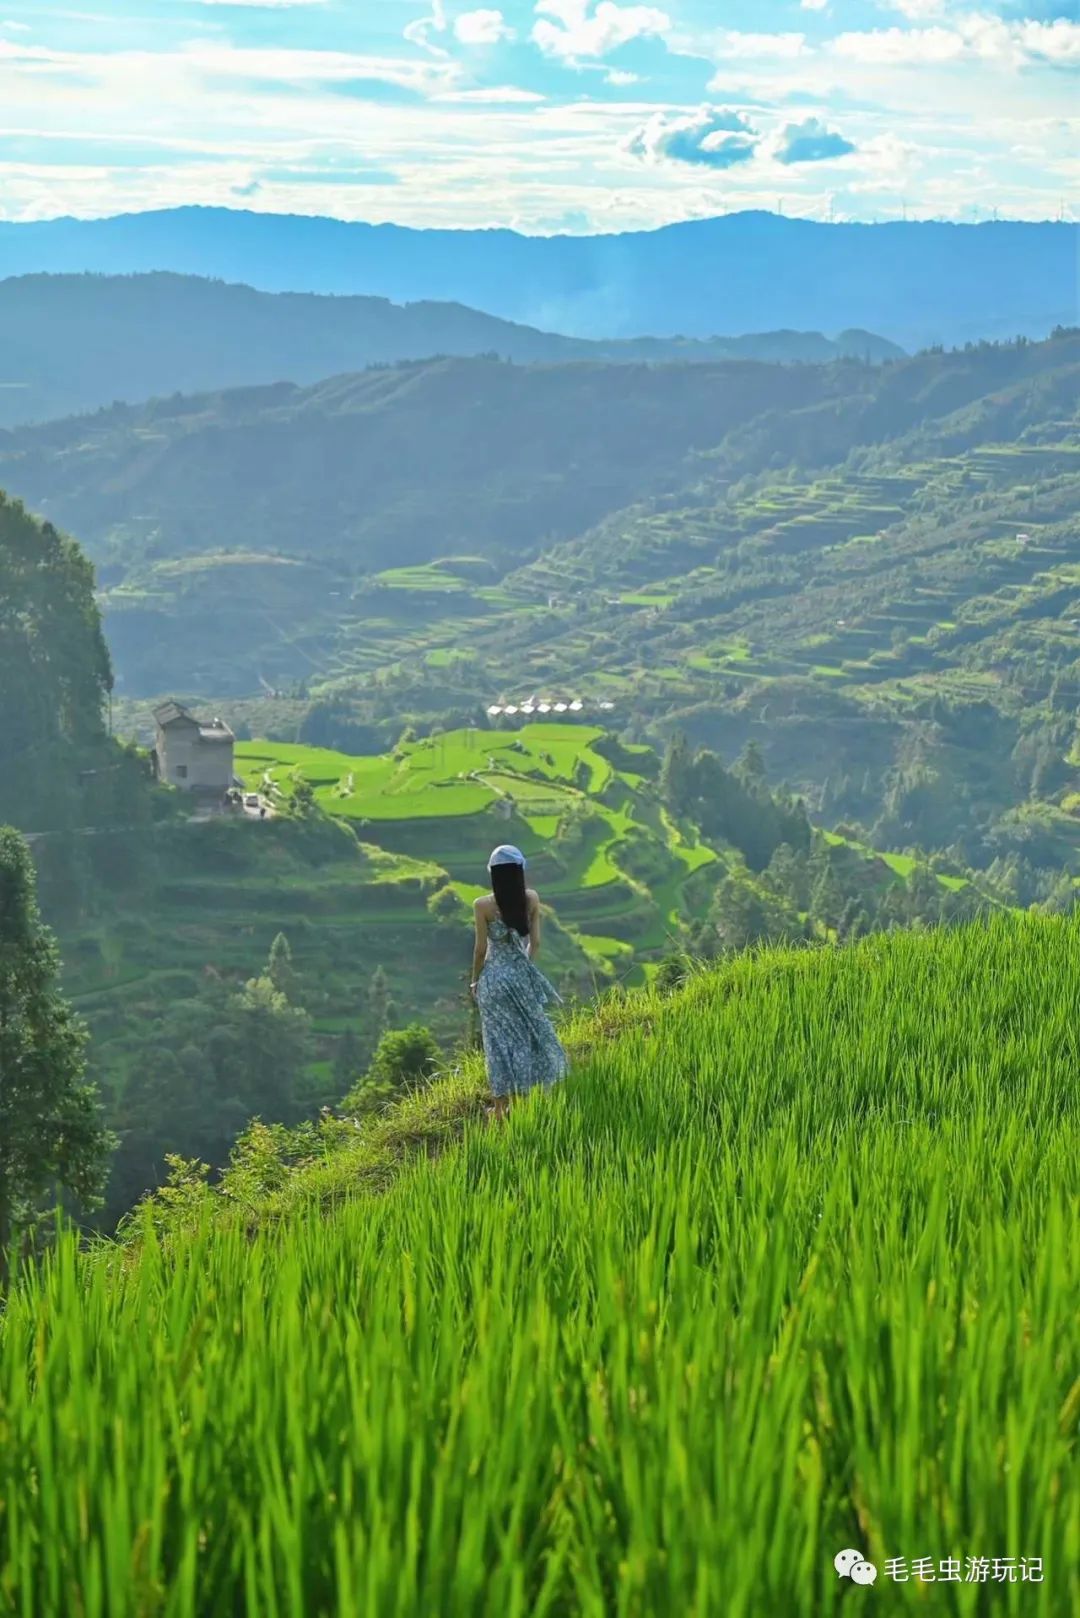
[4,911,1079,1615]
[233,725,697,970]
[237,726,614,823]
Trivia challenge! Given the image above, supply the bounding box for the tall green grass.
[3,912,1080,1615]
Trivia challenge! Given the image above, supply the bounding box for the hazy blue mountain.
[0,272,902,428]
[0,209,1073,352]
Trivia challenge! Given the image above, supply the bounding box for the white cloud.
[0,18,32,30]
[884,0,948,16]
[0,36,461,97]
[772,115,857,164]
[532,0,671,64]
[623,104,760,168]
[832,16,1080,67]
[800,0,829,10]
[181,39,460,89]
[193,0,330,7]
[435,84,544,101]
[606,67,639,83]
[404,1,450,57]
[831,25,966,61]
[406,2,528,56]
[713,31,810,61]
[1016,18,1080,63]
[454,9,516,45]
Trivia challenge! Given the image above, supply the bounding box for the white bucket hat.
[488,844,526,869]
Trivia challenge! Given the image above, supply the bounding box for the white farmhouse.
[153,700,235,795]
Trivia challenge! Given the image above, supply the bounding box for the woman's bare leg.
[489,1094,512,1124]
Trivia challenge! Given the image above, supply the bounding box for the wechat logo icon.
[835,1548,878,1586]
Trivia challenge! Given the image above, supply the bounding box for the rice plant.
[3,910,1080,1615]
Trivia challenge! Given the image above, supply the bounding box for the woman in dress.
[470,844,569,1121]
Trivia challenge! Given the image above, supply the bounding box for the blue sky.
[0,1,1076,229]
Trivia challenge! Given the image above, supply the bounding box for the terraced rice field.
[6,911,1080,1615]
[235,725,716,968]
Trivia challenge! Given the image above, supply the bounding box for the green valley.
[30,332,1071,878]
[6,333,1080,1224]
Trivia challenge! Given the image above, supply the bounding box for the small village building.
[153,700,235,794]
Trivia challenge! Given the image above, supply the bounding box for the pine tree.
[660,732,694,815]
[368,965,394,1036]
[734,740,767,791]
[809,865,843,932]
[226,975,312,1125]
[767,843,811,908]
[0,828,113,1263]
[267,932,299,1002]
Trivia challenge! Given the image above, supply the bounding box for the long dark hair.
[491,863,529,935]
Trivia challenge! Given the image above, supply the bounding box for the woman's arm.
[470,900,489,992]
[527,890,541,960]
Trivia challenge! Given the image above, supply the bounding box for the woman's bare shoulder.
[526,887,540,908]
[474,893,496,915]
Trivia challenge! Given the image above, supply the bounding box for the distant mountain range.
[0,273,902,428]
[0,209,1074,353]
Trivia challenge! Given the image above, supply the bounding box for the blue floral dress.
[476,916,569,1098]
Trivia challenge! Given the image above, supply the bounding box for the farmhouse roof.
[154,699,198,729]
[154,700,235,743]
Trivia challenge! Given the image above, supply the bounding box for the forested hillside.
[0,493,122,830]
[2,333,1076,701]
[0,353,857,579]
[0,272,901,428]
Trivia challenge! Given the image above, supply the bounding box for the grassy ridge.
[4,911,1080,1615]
